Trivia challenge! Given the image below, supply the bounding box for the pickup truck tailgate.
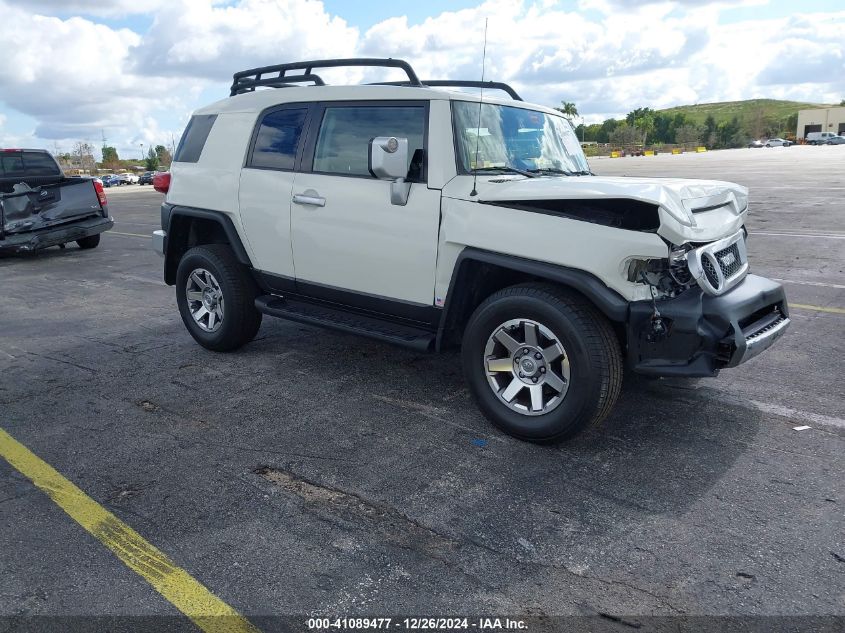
[1,178,105,237]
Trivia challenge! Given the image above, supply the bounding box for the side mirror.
[368,136,411,206]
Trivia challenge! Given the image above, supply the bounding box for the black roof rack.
[374,80,522,101]
[230,58,423,96]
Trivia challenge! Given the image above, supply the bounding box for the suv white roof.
[196,84,560,117]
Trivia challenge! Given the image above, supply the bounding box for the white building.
[796,106,845,140]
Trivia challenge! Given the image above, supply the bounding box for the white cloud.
[132,0,359,81]
[5,0,171,16]
[0,0,842,154]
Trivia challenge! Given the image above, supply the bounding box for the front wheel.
[175,244,262,352]
[462,283,622,443]
[76,234,100,249]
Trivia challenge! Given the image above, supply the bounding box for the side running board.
[255,295,435,352]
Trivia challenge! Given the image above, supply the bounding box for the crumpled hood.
[467,175,749,244]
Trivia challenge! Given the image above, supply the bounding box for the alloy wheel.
[483,318,571,416]
[185,268,224,332]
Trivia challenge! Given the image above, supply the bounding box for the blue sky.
[1,0,842,158]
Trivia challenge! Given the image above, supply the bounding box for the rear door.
[289,101,441,307]
[238,104,311,280]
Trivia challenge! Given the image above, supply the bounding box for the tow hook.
[648,315,670,342]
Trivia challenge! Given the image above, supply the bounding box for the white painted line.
[114,221,160,227]
[754,231,845,240]
[793,425,811,431]
[668,385,845,431]
[771,278,845,290]
[763,186,845,191]
[749,400,845,430]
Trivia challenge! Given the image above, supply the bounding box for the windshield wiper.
[472,166,537,178]
[527,167,574,176]
[528,167,593,177]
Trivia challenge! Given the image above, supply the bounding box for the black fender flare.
[436,247,629,350]
[162,204,252,284]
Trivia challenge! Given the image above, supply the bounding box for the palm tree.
[556,101,579,123]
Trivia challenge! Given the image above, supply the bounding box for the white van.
[806,132,838,145]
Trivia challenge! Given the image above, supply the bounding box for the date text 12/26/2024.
[307,618,528,631]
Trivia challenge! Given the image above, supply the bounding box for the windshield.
[453,101,589,175]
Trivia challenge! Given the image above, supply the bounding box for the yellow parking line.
[0,428,260,633]
[790,303,845,315]
[109,230,149,238]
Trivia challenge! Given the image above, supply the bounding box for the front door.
[290,102,441,307]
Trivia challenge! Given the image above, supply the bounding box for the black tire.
[175,244,262,352]
[461,283,622,443]
[76,234,100,249]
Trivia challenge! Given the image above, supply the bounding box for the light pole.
[140,142,144,162]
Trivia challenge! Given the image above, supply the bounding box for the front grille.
[702,257,720,287]
[715,243,742,279]
[686,230,749,296]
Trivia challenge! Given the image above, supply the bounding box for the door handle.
[292,190,326,207]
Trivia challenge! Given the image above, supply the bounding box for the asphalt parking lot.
[1,146,843,629]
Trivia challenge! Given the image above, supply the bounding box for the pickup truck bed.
[1,149,112,254]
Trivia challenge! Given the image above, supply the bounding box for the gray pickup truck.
[0,149,113,254]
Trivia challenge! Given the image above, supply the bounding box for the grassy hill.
[657,98,831,126]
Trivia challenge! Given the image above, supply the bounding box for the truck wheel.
[175,244,262,352]
[462,283,622,443]
[76,234,100,249]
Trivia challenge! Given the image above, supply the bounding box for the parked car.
[152,58,790,443]
[100,174,119,187]
[118,172,139,184]
[825,136,845,145]
[765,138,792,147]
[1,149,112,253]
[747,140,764,148]
[806,132,839,145]
[139,171,155,185]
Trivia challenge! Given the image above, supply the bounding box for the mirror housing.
[368,136,411,206]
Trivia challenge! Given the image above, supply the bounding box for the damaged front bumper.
[627,274,790,377]
[0,216,114,254]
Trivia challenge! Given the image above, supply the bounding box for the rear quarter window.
[174,115,218,163]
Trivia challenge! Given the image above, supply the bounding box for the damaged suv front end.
[623,185,789,377]
[445,99,789,378]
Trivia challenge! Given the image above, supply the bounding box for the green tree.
[840,99,845,106]
[783,112,798,138]
[675,124,702,148]
[154,144,172,167]
[715,116,742,148]
[144,147,160,171]
[102,146,119,170]
[555,101,579,122]
[609,123,640,147]
[702,115,717,147]
[626,108,656,145]
[597,118,619,143]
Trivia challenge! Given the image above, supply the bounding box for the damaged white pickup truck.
[153,58,790,442]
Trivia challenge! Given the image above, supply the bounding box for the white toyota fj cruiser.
[153,58,790,442]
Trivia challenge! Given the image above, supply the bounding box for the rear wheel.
[175,244,262,352]
[76,234,100,249]
[462,283,622,443]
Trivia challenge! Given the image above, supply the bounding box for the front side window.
[312,105,425,179]
[453,101,589,175]
[249,108,307,170]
